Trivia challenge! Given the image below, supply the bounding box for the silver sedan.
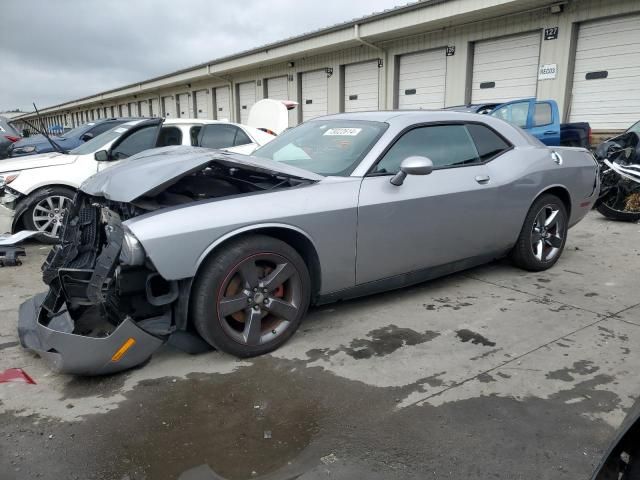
[18,111,599,374]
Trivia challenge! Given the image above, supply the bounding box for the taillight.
[4,135,20,143]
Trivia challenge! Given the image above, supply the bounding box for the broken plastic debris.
[263,430,272,439]
[0,368,36,384]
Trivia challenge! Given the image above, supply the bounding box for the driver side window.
[374,125,480,174]
[111,125,157,159]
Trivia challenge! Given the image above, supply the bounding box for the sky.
[0,0,411,112]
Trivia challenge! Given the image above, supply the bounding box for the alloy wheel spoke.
[219,293,250,317]
[534,240,544,260]
[238,260,260,289]
[546,235,563,248]
[545,209,559,228]
[40,219,53,232]
[243,308,263,345]
[265,298,297,321]
[46,197,55,210]
[535,209,547,228]
[260,263,295,292]
[35,205,52,214]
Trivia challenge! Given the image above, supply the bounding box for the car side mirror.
[390,156,434,186]
[80,132,94,142]
[94,150,109,161]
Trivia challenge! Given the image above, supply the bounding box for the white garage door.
[177,93,191,118]
[215,86,231,120]
[397,49,446,109]
[150,98,159,117]
[128,102,138,117]
[344,61,379,112]
[471,32,541,103]
[267,76,289,100]
[301,70,328,122]
[238,82,256,124]
[195,90,209,118]
[139,100,150,117]
[569,15,640,130]
[162,96,175,118]
[119,104,128,117]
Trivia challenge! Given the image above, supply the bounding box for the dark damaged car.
[15,111,599,375]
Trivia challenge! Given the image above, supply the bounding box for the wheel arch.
[534,185,572,219]
[193,223,323,300]
[12,184,78,233]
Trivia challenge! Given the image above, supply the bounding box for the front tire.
[191,235,311,357]
[511,194,568,271]
[22,186,75,243]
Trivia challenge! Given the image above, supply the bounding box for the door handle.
[544,131,555,135]
[475,175,490,184]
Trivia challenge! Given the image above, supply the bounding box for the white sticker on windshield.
[323,128,362,136]
[114,127,127,133]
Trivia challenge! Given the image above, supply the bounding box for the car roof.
[312,110,494,124]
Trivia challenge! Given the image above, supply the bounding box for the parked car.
[14,110,599,374]
[490,98,591,148]
[444,103,500,114]
[0,116,21,159]
[591,399,640,479]
[0,118,273,240]
[7,118,133,157]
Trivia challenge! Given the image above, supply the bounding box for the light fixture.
[287,61,295,68]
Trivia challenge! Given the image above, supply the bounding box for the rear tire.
[191,235,311,357]
[596,202,640,222]
[510,194,568,272]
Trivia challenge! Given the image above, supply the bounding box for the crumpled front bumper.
[18,292,167,375]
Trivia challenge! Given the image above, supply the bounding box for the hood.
[13,134,66,149]
[0,151,78,173]
[80,145,324,202]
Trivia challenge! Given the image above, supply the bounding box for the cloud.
[0,0,410,111]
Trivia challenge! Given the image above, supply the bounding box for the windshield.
[253,120,387,176]
[60,123,93,139]
[627,121,640,134]
[69,124,132,155]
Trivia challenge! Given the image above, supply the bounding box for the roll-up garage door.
[215,86,231,120]
[177,93,191,118]
[128,102,138,117]
[238,82,256,124]
[162,96,175,118]
[397,49,446,109]
[471,32,541,103]
[266,76,289,100]
[301,70,328,122]
[150,98,159,117]
[139,100,150,117]
[119,104,128,117]
[195,90,209,118]
[569,15,640,130]
[344,61,379,112]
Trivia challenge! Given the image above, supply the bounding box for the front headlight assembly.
[0,172,20,188]
[119,230,146,266]
[12,146,36,155]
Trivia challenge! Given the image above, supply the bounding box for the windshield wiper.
[31,103,68,154]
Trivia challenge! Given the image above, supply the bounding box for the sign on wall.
[544,27,559,40]
[538,63,558,80]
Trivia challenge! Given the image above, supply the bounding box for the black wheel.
[22,186,75,243]
[191,235,311,357]
[511,194,568,271]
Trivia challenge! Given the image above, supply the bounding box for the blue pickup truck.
[490,98,591,148]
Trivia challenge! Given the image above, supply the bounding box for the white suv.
[0,118,274,240]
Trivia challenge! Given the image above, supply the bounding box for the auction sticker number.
[324,128,362,136]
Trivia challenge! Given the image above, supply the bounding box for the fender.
[194,222,320,276]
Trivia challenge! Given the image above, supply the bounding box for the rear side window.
[533,103,552,126]
[375,125,480,173]
[198,124,253,149]
[157,126,183,146]
[466,124,510,162]
[190,126,202,146]
[491,101,529,128]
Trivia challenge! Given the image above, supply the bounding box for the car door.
[527,101,559,146]
[96,119,162,172]
[355,123,502,285]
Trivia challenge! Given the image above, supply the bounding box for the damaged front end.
[18,194,177,375]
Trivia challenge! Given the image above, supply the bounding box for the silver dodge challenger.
[17,111,599,374]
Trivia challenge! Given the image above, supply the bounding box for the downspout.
[207,64,234,121]
[354,23,387,108]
